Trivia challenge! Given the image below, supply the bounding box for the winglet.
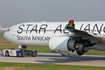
[66,20,75,29]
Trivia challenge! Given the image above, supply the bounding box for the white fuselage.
[4,21,105,51]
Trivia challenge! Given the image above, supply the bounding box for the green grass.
[0,35,5,40]
[0,45,19,50]
[0,62,105,70]
[0,32,5,40]
[0,32,4,34]
[84,49,105,55]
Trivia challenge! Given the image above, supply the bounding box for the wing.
[65,20,103,43]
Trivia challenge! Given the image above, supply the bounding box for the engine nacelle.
[49,36,79,53]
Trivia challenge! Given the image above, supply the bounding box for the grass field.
[0,32,5,40]
[0,35,4,39]
[0,32,4,35]
[0,62,105,70]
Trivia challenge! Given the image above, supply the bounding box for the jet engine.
[49,36,82,52]
[49,36,89,55]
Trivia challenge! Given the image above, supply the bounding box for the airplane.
[3,20,105,57]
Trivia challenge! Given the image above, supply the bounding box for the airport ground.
[0,62,105,70]
[0,32,105,70]
[0,52,105,70]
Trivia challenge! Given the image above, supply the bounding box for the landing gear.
[19,45,27,50]
[22,46,26,50]
[18,45,37,57]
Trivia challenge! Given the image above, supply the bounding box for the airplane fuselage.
[4,21,105,51]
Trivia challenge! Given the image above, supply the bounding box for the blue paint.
[17,35,50,41]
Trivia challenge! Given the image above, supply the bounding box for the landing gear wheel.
[76,47,84,55]
[5,51,9,56]
[18,52,22,57]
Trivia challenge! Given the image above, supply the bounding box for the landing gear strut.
[19,45,27,50]
[22,46,27,50]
